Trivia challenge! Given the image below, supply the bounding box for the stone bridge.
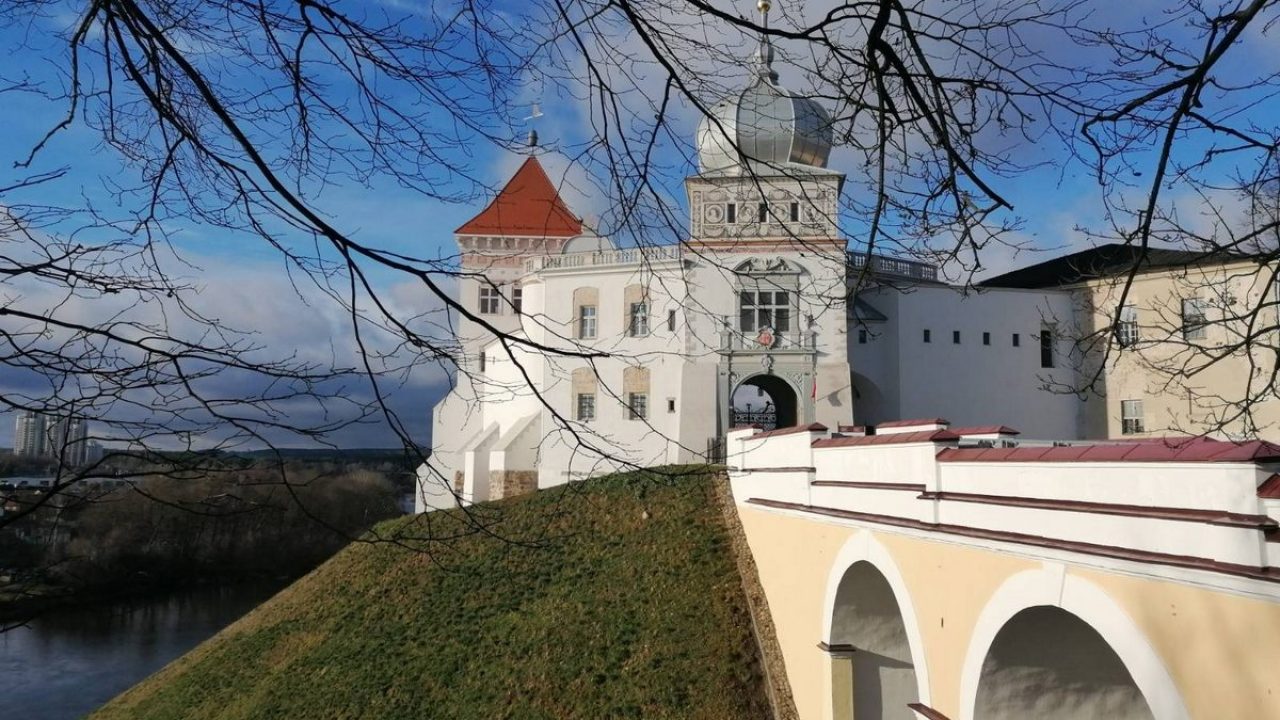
[727,419,1280,719]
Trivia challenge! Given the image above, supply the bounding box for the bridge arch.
[959,566,1188,720]
[821,532,931,719]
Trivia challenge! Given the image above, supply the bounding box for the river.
[0,581,287,720]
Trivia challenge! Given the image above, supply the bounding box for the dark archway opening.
[732,374,798,430]
[974,606,1154,720]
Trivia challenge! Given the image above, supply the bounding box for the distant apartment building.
[11,412,99,465]
[13,411,47,457]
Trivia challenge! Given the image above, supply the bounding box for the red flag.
[811,376,817,400]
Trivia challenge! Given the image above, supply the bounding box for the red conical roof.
[455,157,583,237]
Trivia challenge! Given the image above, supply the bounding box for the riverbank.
[1,580,289,720]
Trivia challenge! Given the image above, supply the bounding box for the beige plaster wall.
[738,504,1280,719]
[1081,568,1280,719]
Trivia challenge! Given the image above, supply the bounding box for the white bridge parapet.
[727,418,1280,588]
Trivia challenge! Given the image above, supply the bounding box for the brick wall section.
[490,470,538,500]
[713,471,799,720]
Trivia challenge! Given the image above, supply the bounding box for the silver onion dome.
[696,2,833,173]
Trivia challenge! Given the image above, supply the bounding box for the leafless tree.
[3,0,1280,622]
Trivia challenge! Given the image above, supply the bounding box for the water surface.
[0,582,285,720]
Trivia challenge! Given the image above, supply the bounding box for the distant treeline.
[2,459,405,610]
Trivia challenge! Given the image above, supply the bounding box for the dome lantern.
[696,0,833,174]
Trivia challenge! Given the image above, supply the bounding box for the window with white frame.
[1182,298,1207,341]
[1116,305,1139,347]
[579,305,597,339]
[739,290,791,333]
[628,302,649,337]
[628,393,648,420]
[1121,399,1145,435]
[576,393,595,422]
[479,285,501,315]
[512,286,523,315]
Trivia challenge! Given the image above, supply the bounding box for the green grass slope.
[92,467,771,720]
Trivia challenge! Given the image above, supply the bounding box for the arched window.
[571,367,598,422]
[573,287,599,339]
[623,366,650,420]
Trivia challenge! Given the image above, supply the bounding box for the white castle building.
[416,23,1087,512]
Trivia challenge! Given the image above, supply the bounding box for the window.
[629,302,649,337]
[739,291,791,332]
[726,203,737,223]
[1121,399,1145,435]
[1012,333,1020,347]
[858,328,868,344]
[479,285,501,315]
[479,352,486,373]
[758,202,768,223]
[1116,305,1139,347]
[952,330,961,344]
[1181,298,1207,341]
[579,305,597,339]
[667,398,676,413]
[1040,326,1056,368]
[628,393,648,420]
[982,332,991,346]
[512,286,523,315]
[923,329,931,343]
[667,309,676,332]
[789,202,799,222]
[576,393,596,422]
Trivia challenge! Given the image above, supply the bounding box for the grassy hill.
[91,467,773,720]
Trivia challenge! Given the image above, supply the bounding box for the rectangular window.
[726,203,737,224]
[858,328,868,344]
[579,305,597,339]
[1116,305,1139,347]
[1012,333,1020,347]
[739,290,791,332]
[628,393,648,420]
[479,352,486,373]
[512,287,523,315]
[479,285,501,315]
[982,332,991,346]
[629,302,649,337]
[1181,298,1207,341]
[923,329,931,343]
[1040,326,1056,368]
[667,398,676,413]
[576,393,595,422]
[789,202,799,222]
[1121,399,1145,435]
[667,309,676,332]
[952,330,961,344]
[758,202,768,223]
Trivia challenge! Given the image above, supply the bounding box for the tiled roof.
[455,157,583,237]
[752,423,828,440]
[1259,474,1280,499]
[949,425,1021,436]
[875,418,949,429]
[813,430,959,448]
[980,243,1259,289]
[937,436,1280,464]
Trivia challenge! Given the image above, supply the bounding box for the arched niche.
[959,567,1188,720]
[822,533,932,720]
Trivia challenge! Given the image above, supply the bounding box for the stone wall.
[489,470,538,500]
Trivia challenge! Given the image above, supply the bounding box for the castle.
[418,8,1280,513]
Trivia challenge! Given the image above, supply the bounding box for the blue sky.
[1,0,1277,448]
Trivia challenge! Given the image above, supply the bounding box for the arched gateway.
[732,373,799,430]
